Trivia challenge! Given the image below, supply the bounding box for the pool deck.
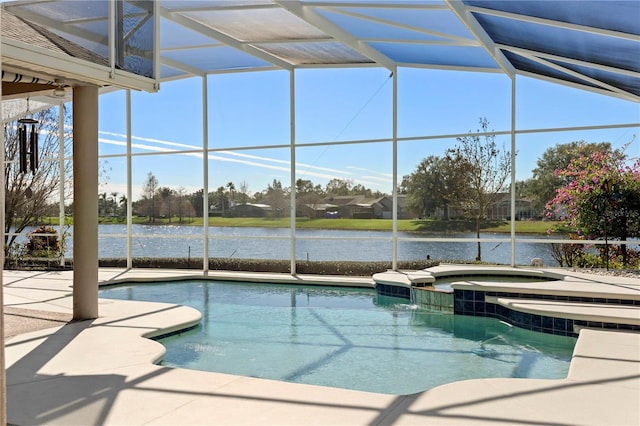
[3,266,640,425]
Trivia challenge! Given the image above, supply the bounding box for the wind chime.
[18,99,39,174]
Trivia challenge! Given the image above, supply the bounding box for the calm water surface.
[100,280,576,395]
[56,224,565,266]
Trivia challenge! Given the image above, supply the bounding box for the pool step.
[372,270,435,287]
[567,328,640,384]
[486,296,640,328]
[485,296,640,333]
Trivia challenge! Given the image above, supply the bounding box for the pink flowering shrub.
[546,146,640,268]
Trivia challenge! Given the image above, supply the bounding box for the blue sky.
[96,67,639,200]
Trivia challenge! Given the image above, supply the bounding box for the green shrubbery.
[4,226,67,269]
[551,239,640,269]
[26,226,62,256]
[98,257,439,276]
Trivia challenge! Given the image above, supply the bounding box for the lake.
[49,224,567,266]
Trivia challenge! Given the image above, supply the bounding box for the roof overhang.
[2,37,157,92]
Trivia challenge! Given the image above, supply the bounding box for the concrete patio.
[3,267,640,425]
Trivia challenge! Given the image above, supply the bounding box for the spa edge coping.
[373,266,640,301]
[373,266,565,287]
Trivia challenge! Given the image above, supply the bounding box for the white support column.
[126,90,133,269]
[392,68,398,270]
[72,85,99,320]
[290,70,297,275]
[202,75,209,273]
[510,77,517,267]
[58,102,66,267]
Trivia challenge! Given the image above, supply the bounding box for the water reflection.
[81,225,563,265]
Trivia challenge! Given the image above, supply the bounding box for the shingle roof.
[1,9,109,67]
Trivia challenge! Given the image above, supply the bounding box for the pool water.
[100,280,576,395]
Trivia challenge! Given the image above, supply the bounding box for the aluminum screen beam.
[276,0,396,71]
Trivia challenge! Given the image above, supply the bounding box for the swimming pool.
[99,280,576,395]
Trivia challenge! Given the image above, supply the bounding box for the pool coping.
[4,267,640,425]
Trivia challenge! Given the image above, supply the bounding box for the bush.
[550,234,584,267]
[97,257,440,276]
[26,226,61,257]
[551,238,640,269]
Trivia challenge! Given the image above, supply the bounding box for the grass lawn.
[73,216,556,234]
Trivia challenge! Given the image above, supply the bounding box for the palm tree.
[226,181,235,208]
[119,194,127,218]
[99,192,107,217]
[110,192,119,217]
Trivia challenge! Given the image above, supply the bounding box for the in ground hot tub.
[372,266,558,313]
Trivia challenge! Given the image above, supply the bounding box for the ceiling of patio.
[2,0,639,102]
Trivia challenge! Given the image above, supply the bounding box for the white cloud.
[98,131,392,195]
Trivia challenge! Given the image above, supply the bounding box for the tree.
[98,192,108,217]
[141,172,159,222]
[295,178,316,194]
[213,186,227,216]
[175,187,189,223]
[237,180,250,205]
[445,118,511,261]
[295,178,323,217]
[401,155,469,219]
[119,194,127,218]
[110,192,119,217]
[4,106,72,256]
[264,179,288,217]
[547,146,640,267]
[226,181,235,208]
[325,178,353,196]
[158,187,175,221]
[526,141,612,212]
[189,189,204,217]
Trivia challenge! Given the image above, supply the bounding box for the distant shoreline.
[39,217,558,235]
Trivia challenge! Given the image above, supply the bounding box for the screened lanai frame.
[31,75,639,271]
[2,0,639,272]
[88,80,640,272]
